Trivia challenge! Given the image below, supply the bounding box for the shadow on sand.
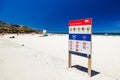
[71,65,100,77]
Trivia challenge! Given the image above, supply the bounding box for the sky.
[0,0,120,33]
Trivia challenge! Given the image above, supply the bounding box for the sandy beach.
[0,34,120,80]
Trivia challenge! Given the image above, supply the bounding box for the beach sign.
[68,18,92,76]
[69,18,92,57]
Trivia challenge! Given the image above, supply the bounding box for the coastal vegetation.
[0,21,39,34]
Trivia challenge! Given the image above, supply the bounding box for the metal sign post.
[68,18,92,76]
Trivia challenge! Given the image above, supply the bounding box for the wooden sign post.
[68,53,72,68]
[68,18,92,76]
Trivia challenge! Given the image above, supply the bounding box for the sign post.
[68,53,72,68]
[68,18,92,76]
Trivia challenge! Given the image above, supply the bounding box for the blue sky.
[0,0,120,33]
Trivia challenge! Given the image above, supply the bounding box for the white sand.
[0,34,120,80]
